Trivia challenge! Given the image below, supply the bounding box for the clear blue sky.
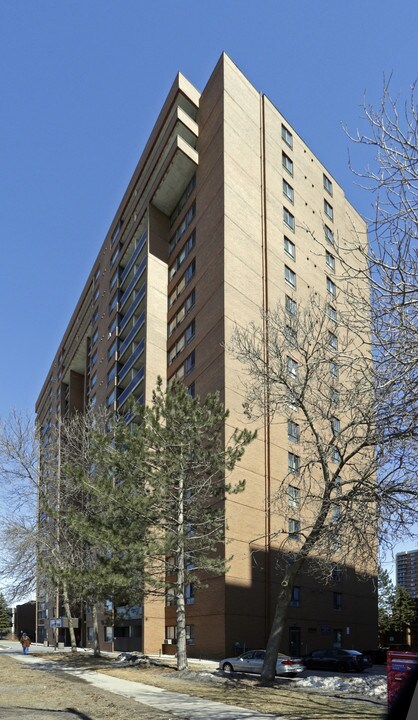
[1,0,417,569]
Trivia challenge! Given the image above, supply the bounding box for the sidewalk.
[13,653,283,720]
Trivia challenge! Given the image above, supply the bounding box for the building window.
[111,244,121,268]
[327,277,336,297]
[283,207,295,231]
[94,266,101,282]
[285,324,297,345]
[287,357,298,378]
[288,485,300,508]
[188,382,195,398]
[287,356,298,378]
[326,251,335,271]
[165,588,176,607]
[93,286,100,303]
[175,350,195,380]
[330,388,340,405]
[169,260,196,308]
[111,219,123,245]
[165,625,177,641]
[282,124,293,148]
[90,372,97,389]
[170,174,196,227]
[288,420,300,442]
[288,518,300,540]
[323,174,333,195]
[288,452,300,474]
[333,628,342,647]
[333,592,342,611]
[109,292,118,314]
[329,360,339,379]
[332,566,342,583]
[331,416,340,435]
[108,316,117,338]
[168,290,196,337]
[324,200,334,221]
[290,586,301,607]
[328,331,338,350]
[169,231,195,281]
[91,328,99,346]
[282,152,293,176]
[331,446,341,464]
[87,627,94,642]
[327,305,337,323]
[104,627,113,642]
[285,295,297,316]
[108,339,118,361]
[283,179,294,203]
[169,202,196,255]
[185,583,195,605]
[284,236,296,259]
[107,388,116,407]
[110,270,119,290]
[285,265,296,288]
[168,321,195,365]
[107,365,117,384]
[92,308,99,324]
[91,350,98,367]
[324,225,334,245]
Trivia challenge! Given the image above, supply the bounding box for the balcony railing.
[118,339,145,383]
[119,283,146,333]
[118,311,145,359]
[119,258,147,310]
[118,367,145,407]
[120,231,147,285]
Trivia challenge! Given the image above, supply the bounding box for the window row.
[168,320,195,365]
[170,174,196,228]
[169,202,196,255]
[288,587,342,609]
[169,260,195,308]
[168,289,195,337]
[169,231,195,282]
[174,350,195,380]
[165,624,195,643]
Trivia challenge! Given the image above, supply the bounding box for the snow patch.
[296,674,387,701]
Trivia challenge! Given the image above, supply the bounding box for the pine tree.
[140,378,255,670]
[0,594,10,637]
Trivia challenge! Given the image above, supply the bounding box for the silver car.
[219,649,305,676]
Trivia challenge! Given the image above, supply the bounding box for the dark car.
[303,648,372,673]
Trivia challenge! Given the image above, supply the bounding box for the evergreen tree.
[378,565,395,638]
[0,593,10,637]
[140,378,255,670]
[391,585,416,633]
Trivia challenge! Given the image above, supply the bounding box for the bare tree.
[231,294,417,681]
[0,410,38,602]
[346,79,418,448]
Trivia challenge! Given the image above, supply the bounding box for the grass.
[38,652,387,720]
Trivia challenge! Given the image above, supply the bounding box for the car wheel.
[222,662,234,673]
[336,661,348,673]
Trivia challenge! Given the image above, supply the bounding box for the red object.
[387,651,418,707]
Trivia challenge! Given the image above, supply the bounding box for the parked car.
[219,649,305,676]
[303,648,372,673]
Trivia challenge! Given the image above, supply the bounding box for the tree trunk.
[261,560,304,682]
[62,580,77,652]
[175,469,188,671]
[92,603,101,656]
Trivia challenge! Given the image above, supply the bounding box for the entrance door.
[289,627,301,657]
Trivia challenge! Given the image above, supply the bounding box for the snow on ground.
[295,673,387,701]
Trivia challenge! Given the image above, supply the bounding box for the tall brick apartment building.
[36,54,378,656]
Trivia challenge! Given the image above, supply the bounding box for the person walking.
[20,633,31,654]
